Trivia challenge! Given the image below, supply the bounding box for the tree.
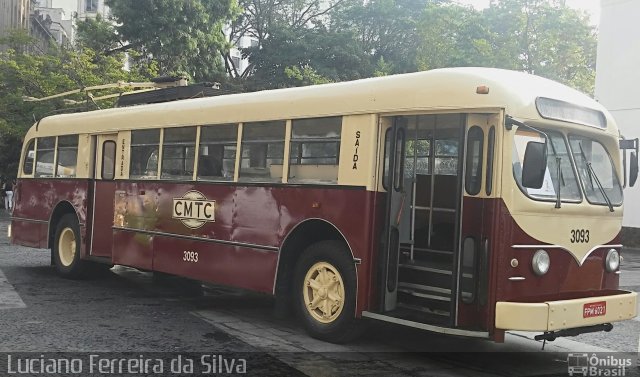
[226,0,348,78]
[75,13,122,54]
[246,25,373,89]
[332,0,440,74]
[416,3,494,70]
[0,31,157,178]
[106,0,240,81]
[482,0,597,93]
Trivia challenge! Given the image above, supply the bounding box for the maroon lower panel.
[112,230,153,271]
[153,236,277,294]
[11,220,47,249]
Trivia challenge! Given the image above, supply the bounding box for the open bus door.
[375,114,465,326]
[369,114,492,338]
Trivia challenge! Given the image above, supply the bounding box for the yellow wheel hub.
[58,228,76,267]
[303,261,345,324]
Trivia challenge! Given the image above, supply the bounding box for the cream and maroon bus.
[10,68,638,343]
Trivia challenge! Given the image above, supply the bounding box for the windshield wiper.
[547,138,563,209]
[506,115,563,208]
[578,142,614,212]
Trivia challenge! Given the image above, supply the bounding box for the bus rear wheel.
[294,240,362,343]
[53,214,88,279]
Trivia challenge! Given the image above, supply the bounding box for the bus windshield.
[512,129,581,202]
[569,135,622,206]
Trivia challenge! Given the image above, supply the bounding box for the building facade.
[76,0,109,21]
[595,0,640,233]
[0,0,31,37]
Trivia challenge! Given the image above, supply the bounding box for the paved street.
[0,210,638,376]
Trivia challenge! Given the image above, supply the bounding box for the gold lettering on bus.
[172,190,216,229]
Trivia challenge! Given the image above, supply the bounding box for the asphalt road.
[0,210,638,377]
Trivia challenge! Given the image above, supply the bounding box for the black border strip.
[113,226,279,252]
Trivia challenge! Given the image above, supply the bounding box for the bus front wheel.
[294,240,362,343]
[53,214,87,279]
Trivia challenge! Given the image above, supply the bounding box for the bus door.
[455,114,498,330]
[379,117,407,311]
[88,134,118,258]
[379,114,465,327]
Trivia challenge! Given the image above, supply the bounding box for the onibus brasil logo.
[172,190,216,229]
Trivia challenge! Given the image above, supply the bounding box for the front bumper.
[495,291,637,331]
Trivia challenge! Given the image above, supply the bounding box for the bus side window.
[102,141,116,180]
[55,135,78,178]
[35,137,56,178]
[161,127,196,180]
[465,126,484,195]
[130,129,160,179]
[199,124,238,181]
[239,121,285,182]
[22,139,35,175]
[289,117,341,184]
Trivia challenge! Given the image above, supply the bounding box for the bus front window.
[569,136,622,206]
[512,129,581,202]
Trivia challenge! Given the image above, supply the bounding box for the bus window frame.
[197,123,240,182]
[511,128,584,204]
[22,139,36,176]
[55,134,79,178]
[34,136,57,178]
[465,126,484,195]
[160,126,197,181]
[382,127,393,191]
[129,129,161,180]
[568,133,623,207]
[238,120,286,183]
[101,140,116,180]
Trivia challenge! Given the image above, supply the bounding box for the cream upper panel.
[501,123,623,263]
[23,68,618,142]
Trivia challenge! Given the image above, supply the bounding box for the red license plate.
[583,301,607,318]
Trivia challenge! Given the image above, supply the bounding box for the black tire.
[53,214,89,279]
[293,240,363,343]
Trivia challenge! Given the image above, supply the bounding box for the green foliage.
[481,0,597,93]
[332,0,436,74]
[75,13,121,53]
[106,0,240,81]
[246,25,372,89]
[416,3,494,70]
[0,31,157,178]
[240,0,596,94]
[0,0,600,178]
[285,65,333,86]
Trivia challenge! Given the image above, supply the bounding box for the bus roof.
[28,67,615,138]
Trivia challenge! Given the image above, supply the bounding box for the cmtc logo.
[172,190,216,229]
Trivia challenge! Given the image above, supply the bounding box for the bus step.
[396,290,451,316]
[396,302,450,317]
[400,245,454,259]
[398,282,451,300]
[398,262,452,290]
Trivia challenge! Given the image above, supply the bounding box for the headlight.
[605,249,620,272]
[532,249,550,276]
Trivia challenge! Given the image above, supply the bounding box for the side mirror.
[522,141,547,189]
[630,151,638,187]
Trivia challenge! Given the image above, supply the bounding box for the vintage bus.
[9,68,639,343]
